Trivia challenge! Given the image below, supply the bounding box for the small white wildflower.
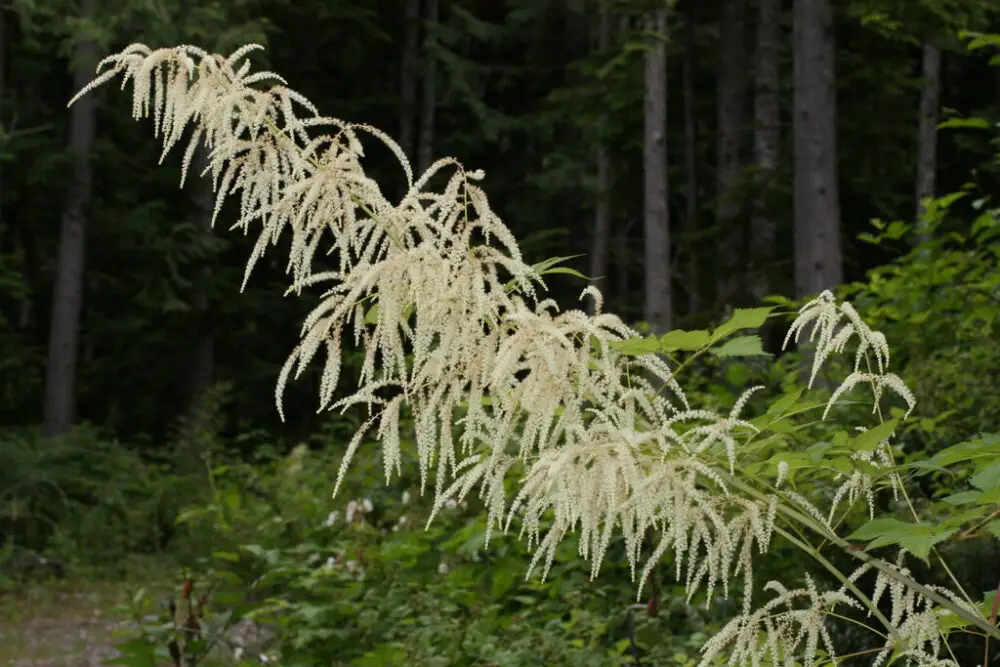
[345,500,358,522]
[325,556,335,570]
[362,497,374,512]
[325,510,339,527]
[445,498,457,510]
[776,461,790,488]
[401,490,411,504]
[438,561,449,574]
[398,515,408,525]
[234,647,244,660]
[345,559,359,573]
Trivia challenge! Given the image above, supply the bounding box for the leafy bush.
[0,385,234,576]
[843,191,1000,452]
[118,439,721,666]
[0,425,167,565]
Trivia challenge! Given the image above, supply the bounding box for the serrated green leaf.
[829,457,854,474]
[609,336,661,356]
[930,434,1000,467]
[943,490,982,506]
[987,521,1000,539]
[762,419,800,434]
[970,464,1000,492]
[658,329,711,352]
[768,388,803,414]
[977,487,1000,504]
[847,518,956,563]
[806,441,832,464]
[937,509,988,531]
[936,117,990,130]
[851,419,899,452]
[768,452,812,470]
[712,307,774,339]
[884,221,909,239]
[709,335,772,358]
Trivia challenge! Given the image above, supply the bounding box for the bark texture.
[44,0,96,437]
[417,0,438,176]
[682,15,700,315]
[399,0,420,163]
[715,0,748,304]
[589,8,613,312]
[643,9,672,333]
[792,0,842,299]
[181,147,216,421]
[749,0,781,301]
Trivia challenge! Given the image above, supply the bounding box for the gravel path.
[0,586,124,667]
[0,583,279,667]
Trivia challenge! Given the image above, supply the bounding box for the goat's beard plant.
[72,44,999,666]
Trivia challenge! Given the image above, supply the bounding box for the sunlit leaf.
[852,418,899,452]
[847,518,956,563]
[709,335,771,358]
[609,336,661,356]
[931,434,1000,467]
[658,329,711,352]
[712,307,774,339]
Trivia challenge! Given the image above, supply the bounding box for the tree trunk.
[44,0,96,437]
[914,41,940,244]
[589,7,613,311]
[749,0,781,301]
[643,9,671,333]
[181,146,215,421]
[682,15,700,316]
[715,0,748,305]
[792,0,842,299]
[417,0,438,176]
[399,0,420,165]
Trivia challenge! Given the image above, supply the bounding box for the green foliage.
[117,439,722,666]
[0,425,161,560]
[843,184,1000,450]
[611,306,774,360]
[0,386,236,576]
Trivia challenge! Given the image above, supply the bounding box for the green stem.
[773,524,904,650]
[718,470,1000,642]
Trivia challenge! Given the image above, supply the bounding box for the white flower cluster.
[73,44,995,667]
[324,497,374,528]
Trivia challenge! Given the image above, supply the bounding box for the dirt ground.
[0,583,125,667]
[0,580,279,667]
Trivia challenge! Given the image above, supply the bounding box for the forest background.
[1,0,1000,665]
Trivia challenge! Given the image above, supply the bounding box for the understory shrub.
[118,439,721,666]
[0,386,233,577]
